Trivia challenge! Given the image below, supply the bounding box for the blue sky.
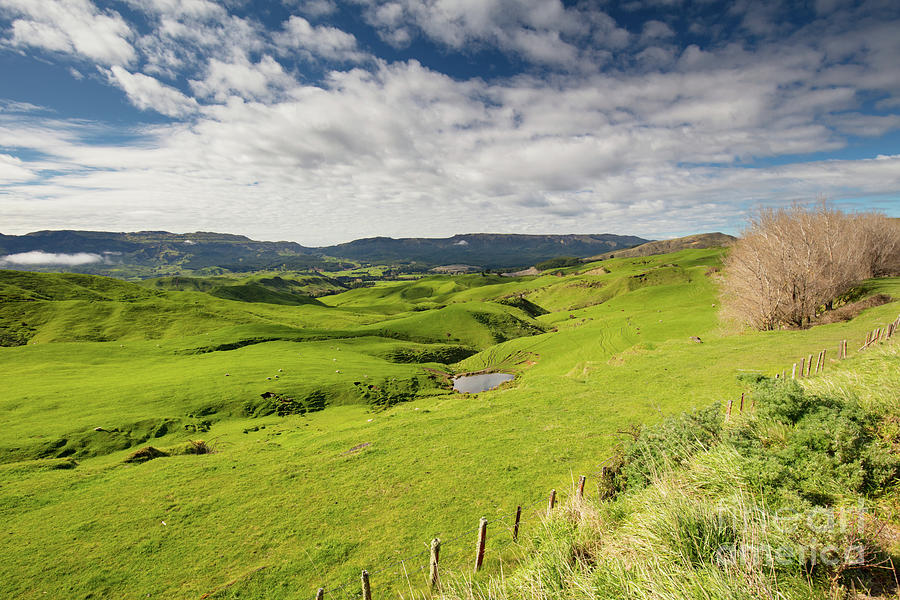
[1,0,899,245]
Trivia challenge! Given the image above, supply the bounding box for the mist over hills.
[0,230,650,276]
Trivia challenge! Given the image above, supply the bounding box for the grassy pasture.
[1,252,898,599]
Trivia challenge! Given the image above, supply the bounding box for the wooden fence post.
[316,588,324,600]
[361,570,371,600]
[547,489,556,515]
[806,354,813,377]
[739,393,745,413]
[576,476,586,502]
[799,357,806,378]
[820,349,826,372]
[512,505,521,542]
[598,466,615,501]
[726,398,733,421]
[792,363,797,379]
[429,538,440,589]
[474,517,487,573]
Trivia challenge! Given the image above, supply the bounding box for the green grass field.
[1,249,898,599]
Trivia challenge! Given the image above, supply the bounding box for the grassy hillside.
[1,251,897,599]
[438,342,900,600]
[583,232,736,262]
[142,272,347,298]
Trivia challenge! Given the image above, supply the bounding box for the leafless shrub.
[723,202,899,330]
[854,212,900,277]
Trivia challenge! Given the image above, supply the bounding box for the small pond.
[453,372,514,393]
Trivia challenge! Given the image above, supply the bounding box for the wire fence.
[310,314,900,599]
[766,314,898,384]
[312,450,625,599]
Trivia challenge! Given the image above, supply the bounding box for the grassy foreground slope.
[441,343,900,600]
[0,251,898,599]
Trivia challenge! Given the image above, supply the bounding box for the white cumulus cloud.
[1,0,135,65]
[190,53,295,101]
[355,0,624,67]
[285,0,338,18]
[104,66,198,117]
[274,16,367,63]
[0,0,899,244]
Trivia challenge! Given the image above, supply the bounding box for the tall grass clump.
[435,351,900,600]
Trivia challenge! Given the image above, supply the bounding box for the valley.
[1,245,898,598]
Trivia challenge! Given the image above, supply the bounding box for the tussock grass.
[802,343,900,414]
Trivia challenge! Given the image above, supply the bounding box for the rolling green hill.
[583,232,736,262]
[1,249,897,599]
[141,273,349,306]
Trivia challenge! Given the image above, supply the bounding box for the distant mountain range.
[0,230,650,277]
[0,230,325,277]
[325,233,649,268]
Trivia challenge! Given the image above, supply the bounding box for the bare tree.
[723,202,896,330]
[853,212,900,277]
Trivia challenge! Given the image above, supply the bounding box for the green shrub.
[729,379,899,506]
[621,402,723,491]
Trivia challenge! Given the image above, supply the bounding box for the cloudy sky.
[1,0,899,245]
